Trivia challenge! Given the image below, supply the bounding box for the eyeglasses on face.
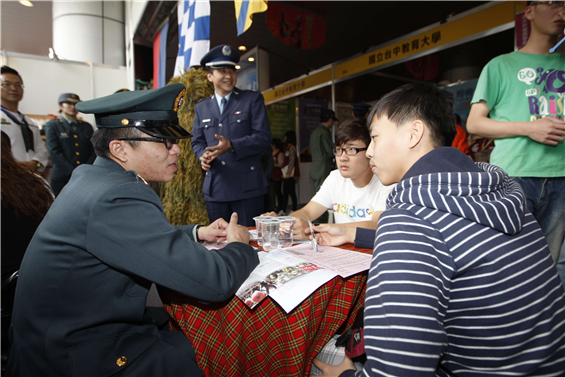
[530,1,565,7]
[333,147,368,156]
[118,137,179,150]
[0,83,24,90]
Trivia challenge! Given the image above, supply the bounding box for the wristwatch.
[228,141,235,153]
[194,224,202,243]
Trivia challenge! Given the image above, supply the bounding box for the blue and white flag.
[174,0,210,76]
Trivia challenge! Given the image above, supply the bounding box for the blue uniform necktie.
[220,97,227,114]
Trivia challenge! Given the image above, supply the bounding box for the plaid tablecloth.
[160,243,371,377]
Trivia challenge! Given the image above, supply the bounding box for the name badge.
[202,119,211,123]
[60,132,69,138]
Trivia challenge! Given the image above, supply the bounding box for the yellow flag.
[234,0,268,36]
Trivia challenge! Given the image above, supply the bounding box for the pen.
[308,220,319,252]
[550,35,565,54]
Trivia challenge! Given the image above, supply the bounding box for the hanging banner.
[153,21,169,88]
[174,0,210,76]
[266,2,325,50]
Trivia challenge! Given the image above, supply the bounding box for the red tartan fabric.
[160,243,371,377]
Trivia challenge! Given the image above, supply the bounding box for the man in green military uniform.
[7,83,259,376]
[45,93,96,195]
[309,109,336,222]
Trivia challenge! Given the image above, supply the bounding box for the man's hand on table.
[312,356,355,376]
[198,217,229,242]
[226,212,250,244]
[307,224,356,247]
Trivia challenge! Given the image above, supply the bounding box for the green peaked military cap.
[75,83,191,139]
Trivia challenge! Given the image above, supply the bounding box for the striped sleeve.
[357,209,456,376]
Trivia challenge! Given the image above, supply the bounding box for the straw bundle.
[161,67,214,226]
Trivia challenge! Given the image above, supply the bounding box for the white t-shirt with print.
[311,170,395,224]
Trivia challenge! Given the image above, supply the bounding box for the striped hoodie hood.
[387,147,526,236]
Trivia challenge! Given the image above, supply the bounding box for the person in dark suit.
[192,44,272,226]
[6,83,259,377]
[45,93,95,196]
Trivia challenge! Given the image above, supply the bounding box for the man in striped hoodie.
[314,83,565,376]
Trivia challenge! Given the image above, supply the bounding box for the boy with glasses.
[264,117,395,240]
[1,65,49,173]
[467,1,565,286]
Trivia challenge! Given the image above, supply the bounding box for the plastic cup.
[253,216,274,247]
[277,216,296,248]
[259,218,282,251]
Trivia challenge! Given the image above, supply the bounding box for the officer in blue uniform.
[7,83,259,377]
[192,44,272,226]
[45,93,95,195]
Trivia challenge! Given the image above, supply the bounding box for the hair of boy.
[1,66,22,81]
[368,83,456,148]
[335,117,370,147]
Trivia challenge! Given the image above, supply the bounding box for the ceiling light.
[238,46,247,52]
[248,57,255,62]
[19,0,34,7]
[235,65,241,70]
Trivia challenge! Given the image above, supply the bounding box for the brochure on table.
[232,244,372,313]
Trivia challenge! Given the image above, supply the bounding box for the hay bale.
[161,67,214,226]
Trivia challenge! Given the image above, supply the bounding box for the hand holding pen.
[308,220,319,252]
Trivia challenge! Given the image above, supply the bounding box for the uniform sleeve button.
[116,356,128,367]
[250,166,255,170]
[221,161,226,165]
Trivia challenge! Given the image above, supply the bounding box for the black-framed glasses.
[0,83,24,89]
[333,147,368,156]
[118,137,178,150]
[530,1,565,7]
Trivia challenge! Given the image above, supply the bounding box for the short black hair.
[284,130,296,146]
[91,127,142,158]
[1,66,22,81]
[335,117,370,147]
[368,83,456,148]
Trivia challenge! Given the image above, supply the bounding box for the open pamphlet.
[233,244,372,313]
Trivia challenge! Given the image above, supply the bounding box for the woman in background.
[281,130,300,214]
[1,131,53,282]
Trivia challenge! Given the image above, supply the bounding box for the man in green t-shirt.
[467,1,565,286]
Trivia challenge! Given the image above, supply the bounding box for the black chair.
[1,270,19,375]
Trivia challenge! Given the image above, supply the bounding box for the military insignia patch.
[174,89,186,112]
